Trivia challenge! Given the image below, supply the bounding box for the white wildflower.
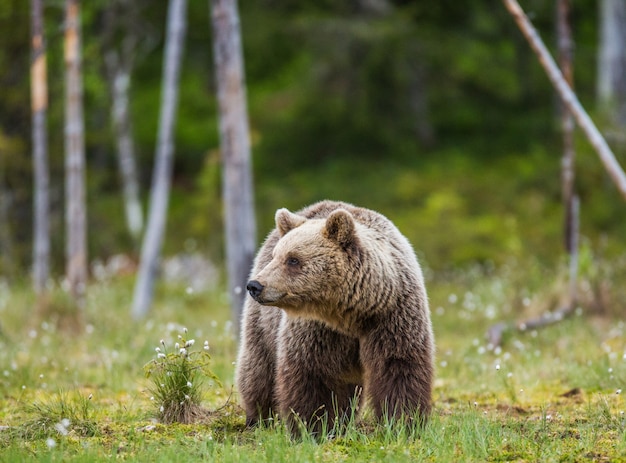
[185,339,195,347]
[46,438,57,448]
[54,421,69,436]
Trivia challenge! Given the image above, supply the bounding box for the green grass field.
[1,265,625,462]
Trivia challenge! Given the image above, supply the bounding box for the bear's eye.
[286,256,300,267]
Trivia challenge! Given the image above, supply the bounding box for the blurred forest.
[1,0,625,281]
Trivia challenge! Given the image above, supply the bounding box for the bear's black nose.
[246,280,264,299]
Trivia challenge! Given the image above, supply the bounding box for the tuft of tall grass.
[6,390,99,445]
[144,328,220,424]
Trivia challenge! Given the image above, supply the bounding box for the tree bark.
[31,0,50,295]
[103,0,143,243]
[557,0,578,310]
[64,0,87,310]
[109,64,143,242]
[210,0,257,336]
[598,0,626,128]
[131,0,187,320]
[503,0,626,201]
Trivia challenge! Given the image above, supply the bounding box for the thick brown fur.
[236,200,434,435]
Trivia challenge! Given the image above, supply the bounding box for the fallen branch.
[502,0,626,201]
[487,198,580,348]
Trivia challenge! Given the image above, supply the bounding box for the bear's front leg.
[360,326,433,425]
[276,318,361,437]
[236,304,281,427]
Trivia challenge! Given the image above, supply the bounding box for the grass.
[1,262,625,462]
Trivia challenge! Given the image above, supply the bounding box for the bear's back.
[298,200,418,265]
[298,200,396,237]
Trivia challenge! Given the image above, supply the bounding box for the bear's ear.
[275,208,306,237]
[324,209,355,248]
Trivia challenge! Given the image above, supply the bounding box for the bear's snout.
[246,280,264,300]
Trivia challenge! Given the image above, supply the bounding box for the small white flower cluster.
[54,418,71,436]
[152,330,210,362]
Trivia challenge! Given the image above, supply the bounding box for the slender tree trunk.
[103,0,143,243]
[64,0,87,310]
[557,0,578,309]
[210,0,257,335]
[598,0,626,128]
[503,0,626,201]
[106,57,143,242]
[131,0,187,320]
[31,0,50,295]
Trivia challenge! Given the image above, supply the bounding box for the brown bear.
[236,200,434,435]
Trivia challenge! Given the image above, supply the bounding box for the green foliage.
[0,0,624,285]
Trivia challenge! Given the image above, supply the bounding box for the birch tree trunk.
[31,0,50,295]
[131,0,187,320]
[210,0,257,335]
[503,0,626,201]
[64,0,87,310]
[109,64,143,242]
[103,0,143,243]
[598,0,626,128]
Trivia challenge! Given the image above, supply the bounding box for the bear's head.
[246,208,359,321]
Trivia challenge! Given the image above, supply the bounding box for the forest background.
[0,0,625,285]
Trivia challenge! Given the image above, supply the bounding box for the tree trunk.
[557,0,578,309]
[31,0,50,295]
[557,0,575,253]
[210,0,257,336]
[103,0,143,243]
[106,58,143,242]
[503,0,626,201]
[64,0,87,310]
[131,0,187,320]
[598,0,626,128]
